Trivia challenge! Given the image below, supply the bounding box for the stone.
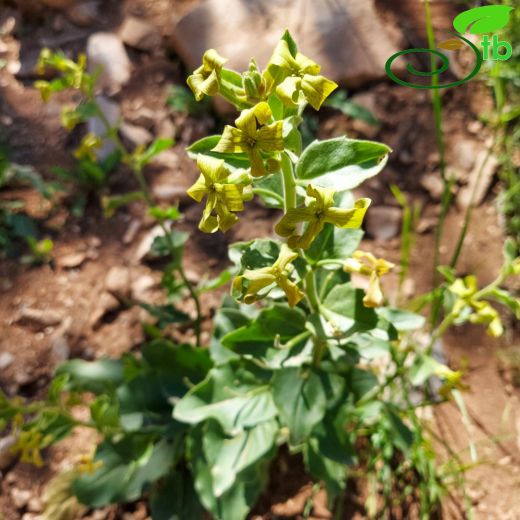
[105,266,131,298]
[364,206,402,240]
[89,292,120,328]
[0,435,17,470]
[17,307,63,329]
[87,95,120,161]
[56,251,87,268]
[170,0,401,88]
[86,32,131,92]
[120,123,153,148]
[420,174,444,200]
[133,225,165,262]
[66,1,100,27]
[27,497,43,513]
[11,488,31,509]
[0,351,14,370]
[119,17,161,52]
[457,151,499,208]
[151,184,190,204]
[123,220,141,245]
[131,274,158,302]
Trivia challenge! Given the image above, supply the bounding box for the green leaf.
[173,363,277,434]
[150,469,204,520]
[325,91,379,126]
[149,230,189,265]
[375,308,425,331]
[74,437,178,507]
[295,137,391,190]
[350,367,378,400]
[254,171,285,209]
[306,224,363,265]
[322,283,379,335]
[222,304,306,346]
[229,238,282,271]
[138,138,174,168]
[189,424,269,520]
[140,303,191,328]
[385,405,414,453]
[203,419,278,497]
[197,269,232,294]
[57,359,124,394]
[304,437,346,502]
[187,135,250,169]
[489,288,520,318]
[272,367,327,445]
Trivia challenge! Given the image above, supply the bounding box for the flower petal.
[276,76,302,106]
[275,207,316,237]
[363,271,384,308]
[213,125,246,153]
[288,219,324,250]
[301,74,338,110]
[324,198,371,228]
[256,121,284,152]
[186,174,207,202]
[278,276,305,307]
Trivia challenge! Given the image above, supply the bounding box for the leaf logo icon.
[453,5,514,35]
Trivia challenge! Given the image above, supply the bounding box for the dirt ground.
[1,1,519,519]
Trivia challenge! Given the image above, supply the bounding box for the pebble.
[56,251,87,269]
[364,206,402,241]
[120,122,153,148]
[131,273,158,302]
[420,174,444,200]
[17,307,63,329]
[86,32,131,92]
[105,266,131,298]
[0,351,14,370]
[119,16,161,52]
[88,95,120,160]
[11,488,31,510]
[66,1,100,27]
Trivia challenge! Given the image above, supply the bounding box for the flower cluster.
[449,275,504,337]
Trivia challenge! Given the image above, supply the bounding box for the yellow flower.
[343,251,395,308]
[77,454,103,474]
[449,275,504,337]
[275,185,370,250]
[265,32,338,110]
[34,80,52,103]
[74,133,102,161]
[187,155,248,233]
[11,430,52,467]
[213,102,284,178]
[60,107,82,131]
[232,244,304,307]
[187,49,227,102]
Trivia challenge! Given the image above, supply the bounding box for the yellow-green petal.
[256,122,284,152]
[324,198,371,228]
[186,174,207,202]
[275,207,316,237]
[301,74,338,110]
[276,76,302,106]
[213,125,246,153]
[364,271,384,308]
[278,276,305,307]
[288,219,324,250]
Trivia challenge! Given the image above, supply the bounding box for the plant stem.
[252,187,285,206]
[281,153,296,212]
[305,269,320,313]
[93,99,203,344]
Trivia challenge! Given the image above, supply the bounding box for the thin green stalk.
[93,99,203,344]
[304,269,320,313]
[281,153,296,211]
[251,187,285,205]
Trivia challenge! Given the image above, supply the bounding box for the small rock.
[11,488,31,510]
[468,120,483,135]
[56,251,87,268]
[451,139,477,172]
[120,123,153,148]
[86,32,131,92]
[151,184,190,204]
[89,291,120,327]
[0,435,17,470]
[149,150,179,170]
[27,497,43,513]
[130,107,156,129]
[155,117,175,140]
[119,17,161,52]
[365,206,402,240]
[133,225,165,262]
[420,174,444,200]
[123,220,141,245]
[17,307,63,329]
[131,274,158,302]
[21,514,41,520]
[66,1,100,27]
[457,151,499,208]
[88,95,120,160]
[105,266,131,298]
[0,351,14,370]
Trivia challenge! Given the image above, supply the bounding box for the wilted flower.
[187,155,248,233]
[265,32,338,110]
[187,49,227,101]
[343,251,395,308]
[232,244,304,306]
[213,102,284,177]
[275,185,370,249]
[449,275,504,337]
